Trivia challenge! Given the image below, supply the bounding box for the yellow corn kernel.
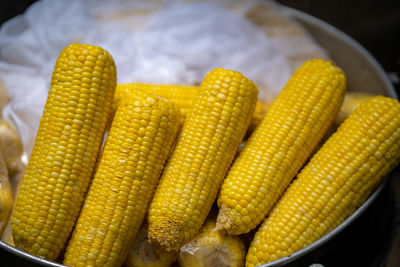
[124,222,176,267]
[246,96,400,266]
[12,44,116,260]
[217,59,346,235]
[0,153,13,236]
[64,91,180,267]
[114,83,267,134]
[179,218,246,267]
[148,68,258,252]
[335,92,374,126]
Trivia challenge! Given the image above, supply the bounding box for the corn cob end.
[214,206,238,234]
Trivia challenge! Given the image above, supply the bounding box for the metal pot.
[0,6,397,267]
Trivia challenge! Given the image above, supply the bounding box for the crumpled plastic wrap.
[0,0,326,154]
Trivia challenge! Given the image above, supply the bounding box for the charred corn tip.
[148,67,258,252]
[12,43,116,260]
[217,59,346,235]
[246,95,400,266]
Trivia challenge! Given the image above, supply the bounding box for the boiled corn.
[64,91,180,267]
[246,96,400,266]
[12,43,116,260]
[148,68,258,252]
[217,59,346,235]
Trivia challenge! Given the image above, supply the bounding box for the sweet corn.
[114,83,267,133]
[148,68,258,252]
[12,44,116,260]
[217,59,346,235]
[64,91,180,267]
[246,96,400,266]
[179,218,246,267]
[124,222,176,267]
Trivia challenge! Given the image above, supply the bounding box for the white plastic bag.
[0,0,294,154]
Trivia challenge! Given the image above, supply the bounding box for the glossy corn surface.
[114,83,198,118]
[12,44,116,260]
[179,218,246,267]
[246,96,400,266]
[148,68,258,252]
[64,91,180,267]
[217,59,346,235]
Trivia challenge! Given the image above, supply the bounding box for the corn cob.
[114,83,267,133]
[217,59,346,235]
[0,153,13,236]
[148,68,258,252]
[64,91,180,267]
[246,96,400,266]
[124,222,176,267]
[335,92,374,126]
[12,44,116,260]
[179,218,246,267]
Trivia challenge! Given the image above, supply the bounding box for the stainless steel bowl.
[0,6,397,267]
